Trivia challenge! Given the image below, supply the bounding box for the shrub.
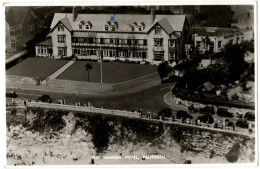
[225,143,240,163]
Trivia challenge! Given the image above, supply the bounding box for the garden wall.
[6,75,40,85]
[46,79,113,94]
[45,73,161,95]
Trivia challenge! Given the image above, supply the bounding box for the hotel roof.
[50,13,186,34]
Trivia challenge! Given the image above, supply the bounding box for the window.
[138,26,142,31]
[78,38,84,43]
[154,51,164,61]
[38,48,41,54]
[110,39,114,44]
[218,41,222,49]
[143,40,147,46]
[105,25,109,31]
[131,25,135,31]
[100,38,104,44]
[58,47,67,56]
[111,25,116,31]
[89,38,94,44]
[127,39,132,45]
[72,37,78,43]
[134,40,138,45]
[115,39,120,45]
[154,38,163,47]
[169,53,175,61]
[169,40,175,47]
[155,24,162,34]
[85,25,90,30]
[58,35,66,43]
[141,52,147,59]
[58,25,64,31]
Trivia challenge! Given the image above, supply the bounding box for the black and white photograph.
[3,1,257,167]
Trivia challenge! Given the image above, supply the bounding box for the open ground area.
[6,57,69,79]
[57,61,158,83]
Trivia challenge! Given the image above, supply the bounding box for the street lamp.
[100,43,103,84]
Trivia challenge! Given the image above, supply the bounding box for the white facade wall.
[35,46,52,57]
[194,29,254,53]
[147,27,170,64]
[51,24,72,59]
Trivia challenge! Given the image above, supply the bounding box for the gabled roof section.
[158,18,174,34]
[36,38,52,46]
[147,15,186,35]
[60,17,73,31]
[79,20,85,25]
[51,16,73,32]
[50,13,186,33]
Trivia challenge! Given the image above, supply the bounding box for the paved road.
[6,83,175,113]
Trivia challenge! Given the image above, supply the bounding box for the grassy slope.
[6,57,68,79]
[57,61,158,83]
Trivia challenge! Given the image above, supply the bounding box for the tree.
[84,63,93,82]
[157,61,172,82]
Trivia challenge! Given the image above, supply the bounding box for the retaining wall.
[46,79,113,94]
[45,73,161,95]
[6,75,40,85]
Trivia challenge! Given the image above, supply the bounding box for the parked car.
[217,108,234,117]
[176,111,193,119]
[244,112,255,121]
[197,114,214,124]
[199,106,215,115]
[236,112,243,118]
[36,95,52,103]
[158,108,172,119]
[6,91,17,98]
[224,119,234,127]
[236,119,249,128]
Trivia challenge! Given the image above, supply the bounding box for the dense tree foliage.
[194,5,234,27]
[173,40,254,99]
[157,61,173,81]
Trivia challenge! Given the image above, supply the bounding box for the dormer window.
[79,24,83,29]
[111,25,116,31]
[85,25,90,30]
[104,25,109,31]
[113,21,118,29]
[131,25,135,31]
[138,26,143,31]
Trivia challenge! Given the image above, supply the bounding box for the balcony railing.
[153,46,164,51]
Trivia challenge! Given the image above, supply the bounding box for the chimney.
[72,6,77,22]
[151,8,155,24]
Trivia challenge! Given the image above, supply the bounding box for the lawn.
[57,61,158,83]
[6,57,69,79]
